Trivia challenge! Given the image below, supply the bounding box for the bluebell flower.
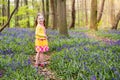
[91,75,96,80]
[0,72,2,77]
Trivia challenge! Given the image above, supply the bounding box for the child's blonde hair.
[34,13,45,27]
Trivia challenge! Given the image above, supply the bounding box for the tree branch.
[0,0,19,32]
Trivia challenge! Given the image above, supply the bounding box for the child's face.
[37,15,44,23]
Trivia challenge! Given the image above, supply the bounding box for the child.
[34,13,49,67]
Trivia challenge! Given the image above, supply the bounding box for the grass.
[0,28,120,80]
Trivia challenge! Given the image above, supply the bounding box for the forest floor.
[29,31,117,80]
[85,31,117,45]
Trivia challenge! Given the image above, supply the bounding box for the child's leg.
[39,52,44,63]
[35,52,40,67]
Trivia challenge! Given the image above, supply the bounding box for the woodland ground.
[0,28,120,80]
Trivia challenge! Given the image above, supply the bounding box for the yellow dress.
[35,25,49,52]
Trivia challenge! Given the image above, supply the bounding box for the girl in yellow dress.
[34,13,49,67]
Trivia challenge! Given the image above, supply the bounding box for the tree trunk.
[2,0,6,25]
[57,0,68,36]
[24,0,30,28]
[8,0,10,27]
[97,0,105,23]
[0,0,19,32]
[42,0,45,15]
[77,0,80,27]
[14,0,19,27]
[45,0,49,28]
[90,0,98,31]
[110,0,115,26]
[85,0,88,25]
[111,10,120,30]
[69,0,75,29]
[50,0,57,29]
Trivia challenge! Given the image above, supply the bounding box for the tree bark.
[111,10,120,30]
[45,0,49,28]
[8,0,10,27]
[57,0,68,36]
[90,0,98,31]
[14,0,19,27]
[42,0,45,15]
[24,0,30,28]
[50,0,57,29]
[85,0,88,25]
[2,0,6,25]
[0,0,19,32]
[110,0,115,26]
[97,0,105,23]
[69,0,76,29]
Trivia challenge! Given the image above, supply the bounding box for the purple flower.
[27,59,31,65]
[83,47,89,52]
[0,72,2,77]
[91,75,96,80]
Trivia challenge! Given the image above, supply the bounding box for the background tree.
[24,0,30,27]
[57,0,68,36]
[111,10,120,29]
[97,0,105,23]
[90,0,98,31]
[0,0,19,32]
[45,0,49,28]
[7,0,10,27]
[50,0,57,29]
[69,0,76,29]
[85,0,88,26]
[110,0,115,27]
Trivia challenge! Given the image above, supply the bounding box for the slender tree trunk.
[14,0,19,27]
[77,0,80,27]
[57,0,68,36]
[97,0,105,23]
[69,0,75,29]
[111,10,120,30]
[0,0,19,32]
[42,0,45,15]
[24,0,30,28]
[85,0,88,25]
[90,0,98,31]
[110,0,115,26]
[8,0,10,27]
[45,0,49,28]
[2,0,5,25]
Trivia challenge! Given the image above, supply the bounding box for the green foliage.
[97,20,102,27]
[0,16,7,23]
[1,28,120,79]
[95,30,120,40]
[18,18,28,28]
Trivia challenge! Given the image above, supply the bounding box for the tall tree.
[110,0,115,26]
[45,0,49,28]
[97,0,105,23]
[85,0,88,25]
[8,0,10,27]
[90,0,98,31]
[2,0,6,25]
[14,0,19,27]
[24,0,30,27]
[42,0,45,16]
[0,0,19,32]
[57,0,68,36]
[111,10,120,29]
[50,0,57,29]
[69,0,76,29]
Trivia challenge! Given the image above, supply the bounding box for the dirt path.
[29,53,58,80]
[85,31,117,45]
